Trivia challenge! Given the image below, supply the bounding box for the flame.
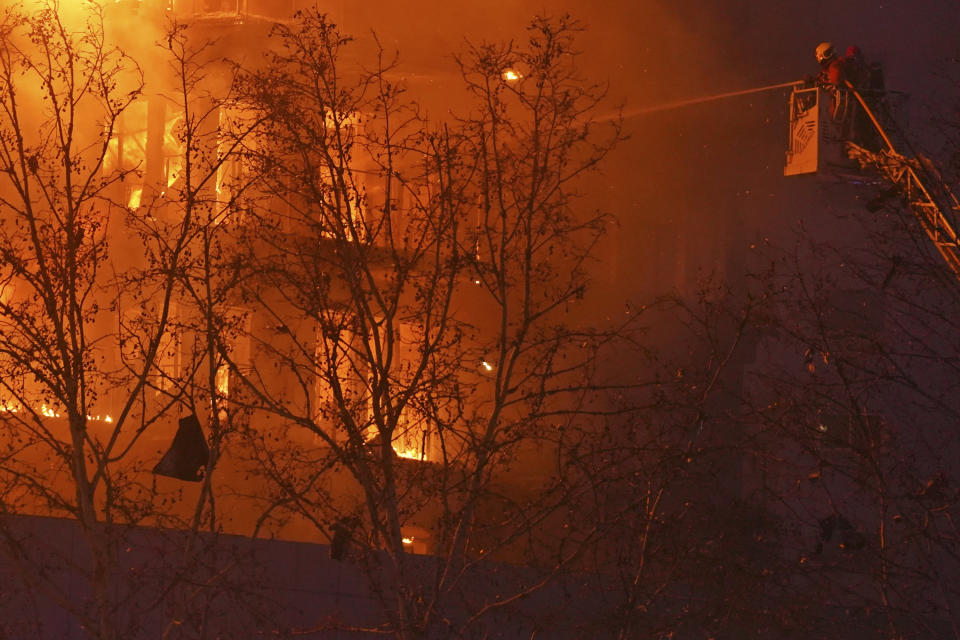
[393,444,426,461]
[366,425,429,461]
[40,404,60,418]
[215,364,229,397]
[0,403,112,422]
[128,186,143,210]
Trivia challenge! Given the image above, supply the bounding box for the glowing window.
[104,100,148,208]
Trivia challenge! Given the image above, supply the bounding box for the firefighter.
[843,45,869,89]
[815,42,847,88]
[814,41,855,132]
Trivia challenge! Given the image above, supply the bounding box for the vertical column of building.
[145,96,167,198]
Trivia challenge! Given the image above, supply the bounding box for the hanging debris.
[153,414,210,482]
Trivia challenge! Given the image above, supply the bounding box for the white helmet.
[815,42,835,64]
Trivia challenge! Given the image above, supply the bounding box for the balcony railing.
[110,0,299,20]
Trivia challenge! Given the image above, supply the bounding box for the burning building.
[0,2,630,637]
[3,1,959,638]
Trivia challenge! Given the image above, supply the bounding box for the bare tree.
[0,4,267,638]
[733,187,960,638]
[220,10,626,638]
[0,2,162,637]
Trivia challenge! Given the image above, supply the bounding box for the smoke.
[1,1,174,93]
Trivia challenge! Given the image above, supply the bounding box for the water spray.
[605,80,801,121]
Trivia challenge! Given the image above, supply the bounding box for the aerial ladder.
[784,81,960,279]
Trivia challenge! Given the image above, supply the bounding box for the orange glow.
[324,110,361,130]
[164,116,185,188]
[501,69,521,82]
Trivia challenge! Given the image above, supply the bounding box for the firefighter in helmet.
[815,42,847,88]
